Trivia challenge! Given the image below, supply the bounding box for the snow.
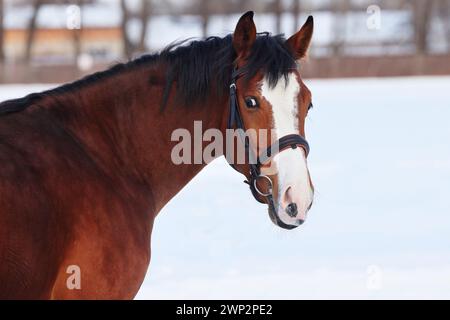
[2,76,450,299]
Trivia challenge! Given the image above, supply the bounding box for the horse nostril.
[286,203,298,217]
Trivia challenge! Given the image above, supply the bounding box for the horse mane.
[0,33,297,115]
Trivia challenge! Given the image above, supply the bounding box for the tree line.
[0,0,449,64]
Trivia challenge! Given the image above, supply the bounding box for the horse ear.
[286,16,314,60]
[233,11,257,60]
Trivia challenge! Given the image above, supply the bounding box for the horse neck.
[51,64,229,215]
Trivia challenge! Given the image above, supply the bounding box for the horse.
[0,11,314,299]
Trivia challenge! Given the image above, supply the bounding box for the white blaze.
[261,73,313,225]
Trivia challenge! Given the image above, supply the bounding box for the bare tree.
[0,0,4,63]
[121,0,152,58]
[292,0,301,32]
[120,0,133,58]
[200,0,209,37]
[331,0,350,56]
[412,0,434,55]
[274,0,282,34]
[439,0,450,51]
[138,0,151,52]
[72,0,84,66]
[25,0,44,63]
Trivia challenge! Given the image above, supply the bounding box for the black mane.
[157,33,297,107]
[0,33,297,114]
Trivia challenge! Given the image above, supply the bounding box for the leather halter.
[227,68,310,229]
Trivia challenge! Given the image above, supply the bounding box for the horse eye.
[245,97,259,109]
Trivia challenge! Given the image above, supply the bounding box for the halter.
[227,67,310,229]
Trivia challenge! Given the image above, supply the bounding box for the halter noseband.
[227,68,310,229]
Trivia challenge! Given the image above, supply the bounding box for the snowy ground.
[2,76,450,299]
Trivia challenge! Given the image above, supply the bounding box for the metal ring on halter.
[253,175,273,197]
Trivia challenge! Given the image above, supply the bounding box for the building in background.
[3,1,123,65]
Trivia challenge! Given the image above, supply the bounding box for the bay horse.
[0,12,314,299]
